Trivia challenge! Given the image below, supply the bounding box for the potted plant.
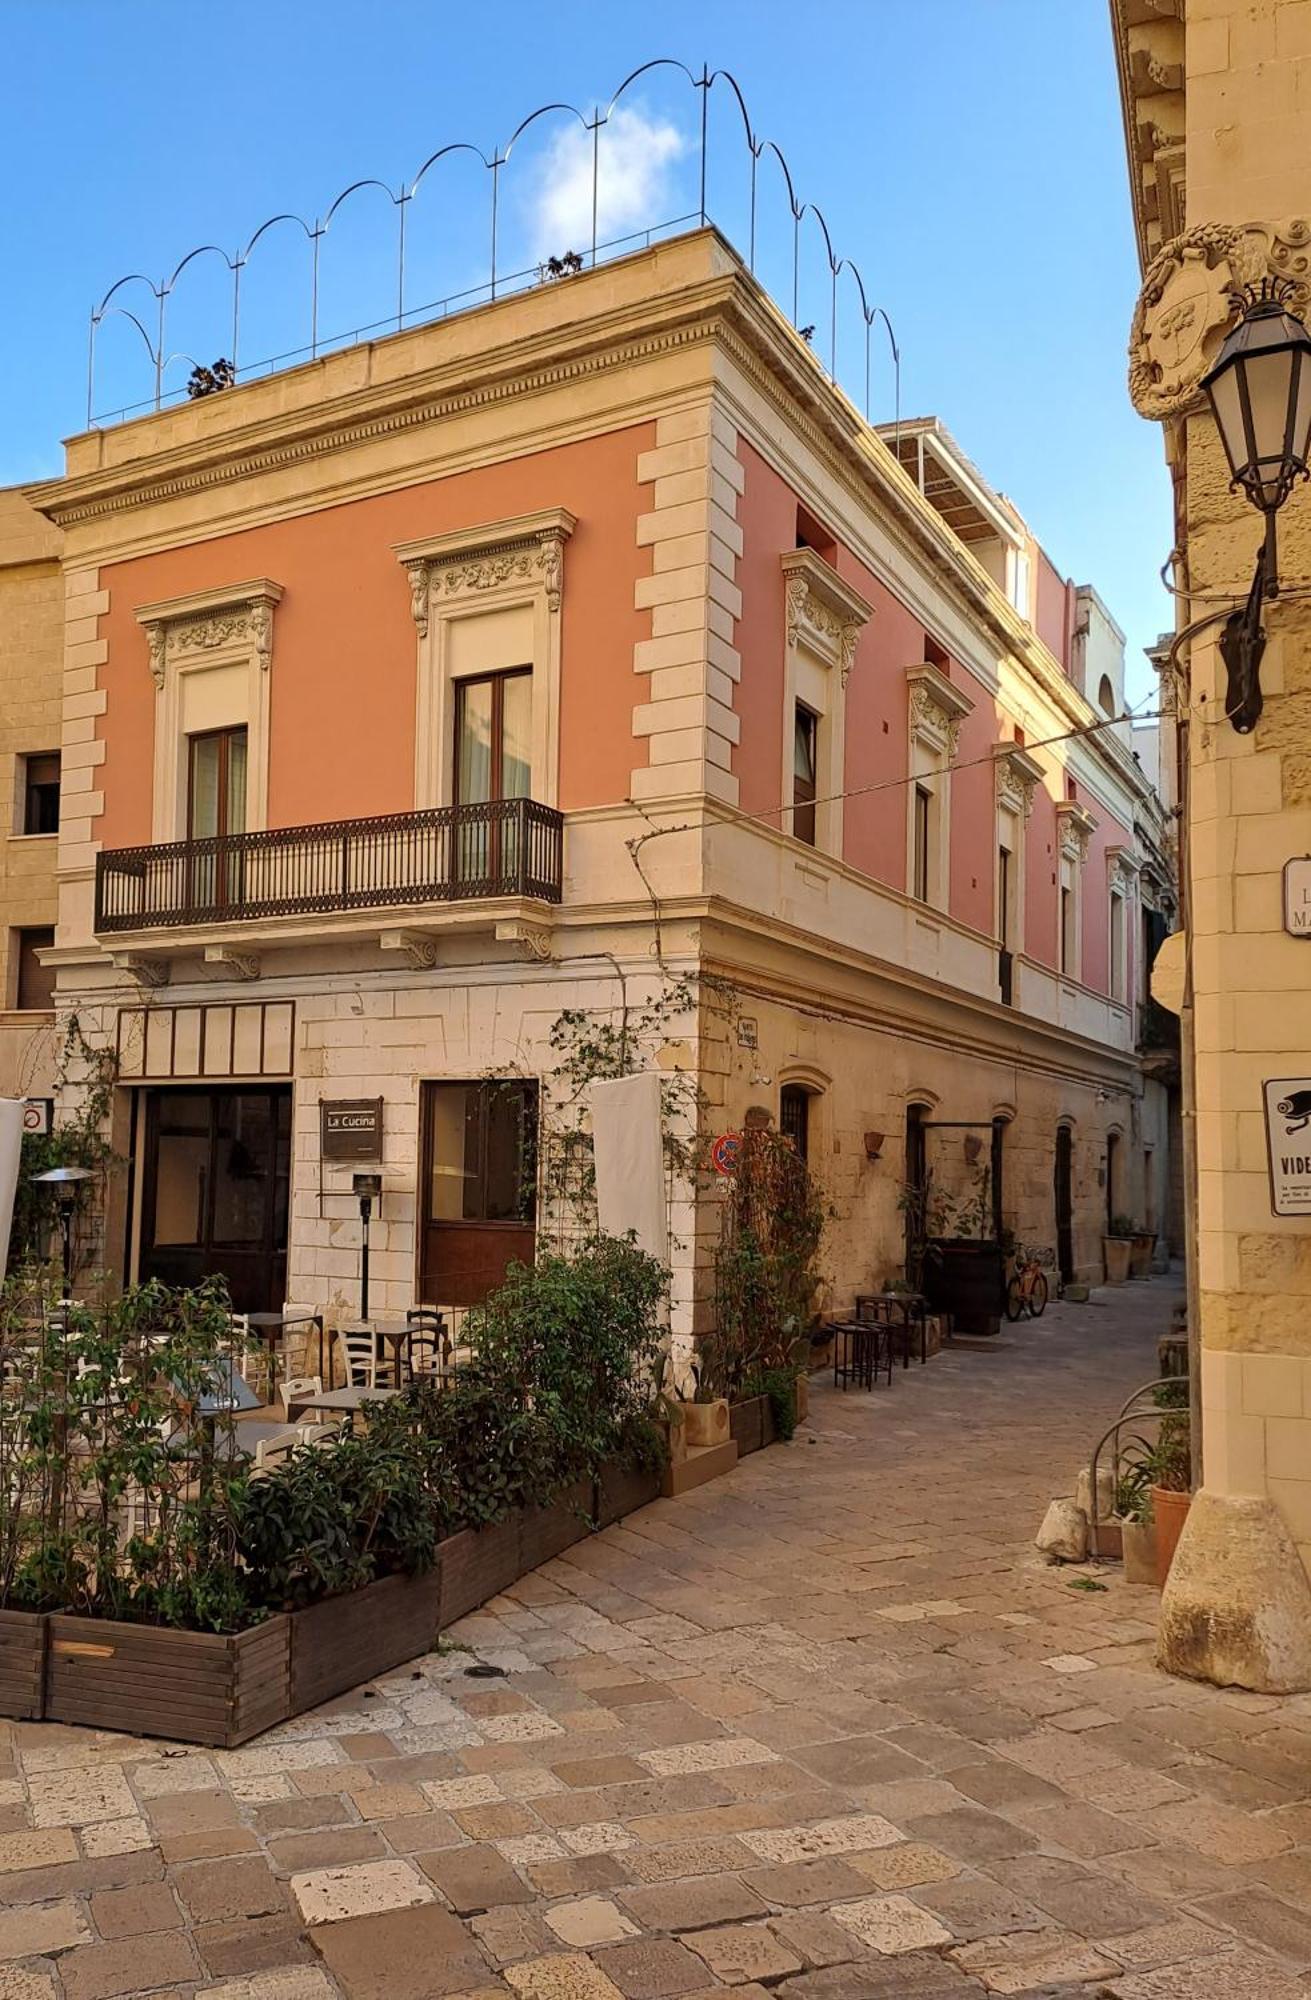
[1129,1226,1157,1279]
[1103,1214,1135,1285]
[1146,1398,1191,1588]
[1115,1475,1158,1585]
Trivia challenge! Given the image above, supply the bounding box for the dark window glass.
[428,1081,538,1224]
[913,785,932,902]
[792,704,817,846]
[998,845,1011,947]
[23,754,60,836]
[1060,885,1074,972]
[15,927,55,1011]
[779,1083,811,1162]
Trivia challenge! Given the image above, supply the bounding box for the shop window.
[792,704,818,846]
[21,753,60,835]
[15,927,55,1011]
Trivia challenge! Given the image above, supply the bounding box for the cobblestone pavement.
[6,1273,1311,1999]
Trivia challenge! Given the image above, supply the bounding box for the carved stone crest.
[1129,218,1311,419]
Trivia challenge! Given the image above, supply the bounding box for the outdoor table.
[855,1292,929,1367]
[286,1382,401,1430]
[245,1311,326,1384]
[222,1419,302,1460]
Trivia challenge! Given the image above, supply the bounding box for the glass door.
[187,726,247,913]
[140,1086,290,1312]
[453,671,530,888]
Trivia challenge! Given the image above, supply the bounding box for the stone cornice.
[134,576,283,688]
[1056,799,1099,863]
[30,230,1149,813]
[995,743,1044,817]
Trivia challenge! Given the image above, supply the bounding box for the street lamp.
[352,1171,383,1322]
[29,1164,94,1298]
[1200,280,1311,732]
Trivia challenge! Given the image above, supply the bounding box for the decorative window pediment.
[994,743,1044,819]
[1055,799,1098,864]
[1106,841,1141,892]
[907,662,973,761]
[396,509,576,638]
[136,579,283,691]
[779,548,872,687]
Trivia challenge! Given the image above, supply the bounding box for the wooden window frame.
[453,668,532,806]
[792,702,818,847]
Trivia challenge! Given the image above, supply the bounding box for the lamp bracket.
[1220,551,1267,734]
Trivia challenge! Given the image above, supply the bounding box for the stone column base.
[1158,1488,1311,1693]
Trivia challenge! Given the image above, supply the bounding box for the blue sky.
[0,0,1170,697]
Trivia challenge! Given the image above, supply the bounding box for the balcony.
[95,798,564,941]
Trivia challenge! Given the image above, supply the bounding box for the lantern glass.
[1202,299,1311,513]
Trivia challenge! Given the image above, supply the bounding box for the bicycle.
[1006,1244,1053,1321]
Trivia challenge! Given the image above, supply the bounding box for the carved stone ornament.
[379,928,439,969]
[995,747,1041,819]
[113,953,170,990]
[1055,801,1097,865]
[494,917,554,961]
[396,510,577,631]
[204,944,261,982]
[1128,217,1311,420]
[780,549,872,689]
[136,580,283,690]
[907,664,973,764]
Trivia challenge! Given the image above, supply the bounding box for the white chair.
[337,1328,378,1389]
[279,1375,322,1421]
[298,1417,345,1449]
[252,1430,299,1475]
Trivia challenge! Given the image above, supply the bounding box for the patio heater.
[29,1164,94,1298]
[352,1171,383,1322]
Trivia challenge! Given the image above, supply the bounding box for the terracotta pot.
[1103,1237,1133,1285]
[1129,1233,1156,1279]
[1121,1516,1158,1586]
[1151,1486,1191,1588]
[679,1398,729,1448]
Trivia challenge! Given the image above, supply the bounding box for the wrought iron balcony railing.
[95,797,563,933]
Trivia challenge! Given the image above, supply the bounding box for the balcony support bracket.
[205,945,261,982]
[113,953,171,990]
[496,917,554,962]
[380,929,440,970]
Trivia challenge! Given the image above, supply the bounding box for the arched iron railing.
[86,62,900,439]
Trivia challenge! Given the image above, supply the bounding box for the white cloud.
[528,105,687,262]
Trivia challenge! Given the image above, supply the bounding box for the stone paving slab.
[5,1277,1311,1997]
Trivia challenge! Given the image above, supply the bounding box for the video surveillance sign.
[1264,1077,1311,1215]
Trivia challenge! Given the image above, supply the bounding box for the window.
[1010,549,1031,619]
[792,704,818,846]
[15,927,55,1011]
[795,506,837,564]
[1060,885,1075,974]
[454,670,532,806]
[1098,675,1117,719]
[913,785,932,902]
[998,845,1012,948]
[779,1083,812,1162]
[186,726,248,912]
[1110,890,1126,1000]
[21,754,60,836]
[188,727,247,841]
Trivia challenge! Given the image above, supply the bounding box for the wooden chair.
[252,1430,299,1475]
[336,1328,378,1389]
[279,1374,322,1420]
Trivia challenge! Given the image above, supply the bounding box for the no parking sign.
[710,1131,742,1176]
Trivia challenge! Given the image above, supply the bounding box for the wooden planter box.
[730,1395,778,1457]
[594,1458,662,1530]
[0,1610,46,1722]
[437,1516,522,1628]
[520,1481,594,1570]
[289,1568,442,1714]
[45,1612,291,1748]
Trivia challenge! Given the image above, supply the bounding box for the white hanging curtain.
[589,1071,668,1268]
[0,1099,25,1277]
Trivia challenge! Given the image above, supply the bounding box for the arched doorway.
[1054,1125,1075,1286]
[905,1102,930,1282]
[1106,1130,1122,1233]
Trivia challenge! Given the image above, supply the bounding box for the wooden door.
[1055,1125,1075,1286]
